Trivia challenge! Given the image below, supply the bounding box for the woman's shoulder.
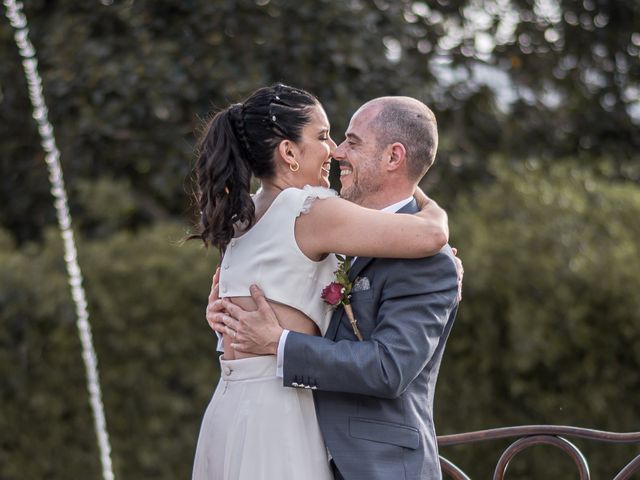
[294,185,338,216]
[300,185,338,199]
[275,185,338,216]
[281,185,338,199]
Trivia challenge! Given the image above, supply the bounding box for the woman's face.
[294,103,337,188]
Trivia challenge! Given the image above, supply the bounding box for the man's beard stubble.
[340,167,383,207]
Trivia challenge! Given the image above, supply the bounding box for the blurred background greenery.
[1,0,638,478]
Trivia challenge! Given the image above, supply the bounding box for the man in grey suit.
[211,96,460,479]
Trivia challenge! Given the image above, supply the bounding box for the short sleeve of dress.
[299,185,338,215]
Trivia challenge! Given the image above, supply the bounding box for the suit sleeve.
[283,250,459,399]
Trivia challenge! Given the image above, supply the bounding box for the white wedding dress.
[192,186,338,480]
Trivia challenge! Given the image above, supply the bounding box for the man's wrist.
[270,328,285,355]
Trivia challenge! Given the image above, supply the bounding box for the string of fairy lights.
[2,1,115,479]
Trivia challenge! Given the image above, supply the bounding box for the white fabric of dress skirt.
[192,355,332,480]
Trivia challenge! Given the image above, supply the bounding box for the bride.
[190,84,448,479]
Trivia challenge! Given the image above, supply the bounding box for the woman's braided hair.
[228,103,254,166]
[190,84,318,252]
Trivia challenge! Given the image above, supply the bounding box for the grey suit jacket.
[283,199,459,480]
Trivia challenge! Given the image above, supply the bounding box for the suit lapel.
[325,308,343,340]
[347,256,372,282]
[324,198,419,340]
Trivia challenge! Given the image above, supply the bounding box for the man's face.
[333,105,385,206]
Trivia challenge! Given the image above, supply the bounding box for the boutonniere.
[321,255,363,341]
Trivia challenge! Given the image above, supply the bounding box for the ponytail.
[191,107,255,252]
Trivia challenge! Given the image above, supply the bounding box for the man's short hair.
[371,100,438,180]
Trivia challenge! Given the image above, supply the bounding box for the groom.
[211,96,460,480]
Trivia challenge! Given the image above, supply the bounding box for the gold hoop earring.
[289,161,300,172]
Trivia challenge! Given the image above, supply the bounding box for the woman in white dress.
[190,84,448,480]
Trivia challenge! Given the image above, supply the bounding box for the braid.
[229,103,255,165]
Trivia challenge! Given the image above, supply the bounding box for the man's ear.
[386,142,407,172]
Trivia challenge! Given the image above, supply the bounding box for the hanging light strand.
[3,2,115,479]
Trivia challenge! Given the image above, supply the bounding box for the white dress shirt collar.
[380,196,414,213]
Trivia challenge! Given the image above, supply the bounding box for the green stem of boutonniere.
[343,303,363,341]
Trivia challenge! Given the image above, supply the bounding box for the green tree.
[0,224,218,479]
[437,159,640,478]
[2,0,638,240]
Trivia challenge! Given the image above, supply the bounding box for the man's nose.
[332,141,345,160]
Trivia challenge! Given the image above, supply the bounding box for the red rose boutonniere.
[320,255,363,341]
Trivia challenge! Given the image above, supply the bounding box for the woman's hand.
[414,187,449,246]
[413,186,430,210]
[206,267,223,333]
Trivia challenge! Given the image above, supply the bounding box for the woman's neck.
[258,176,302,200]
[252,180,286,219]
[258,180,284,197]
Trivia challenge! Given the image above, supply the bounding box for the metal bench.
[438,425,640,479]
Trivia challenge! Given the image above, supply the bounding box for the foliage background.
[1,0,639,478]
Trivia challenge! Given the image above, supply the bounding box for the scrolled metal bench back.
[437,425,640,479]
